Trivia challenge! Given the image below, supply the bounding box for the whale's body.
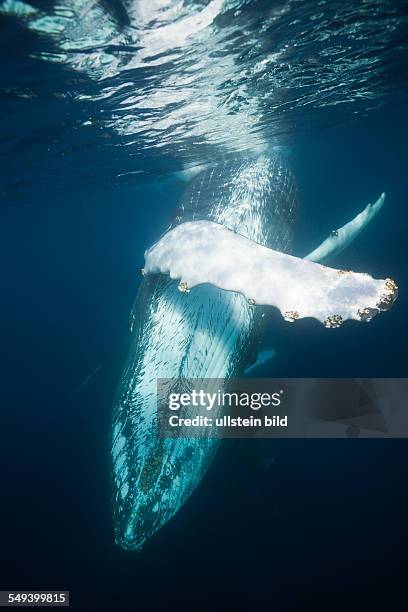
[111,154,297,550]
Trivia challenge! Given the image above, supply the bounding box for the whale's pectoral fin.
[304,192,386,264]
[144,220,398,328]
[245,349,276,374]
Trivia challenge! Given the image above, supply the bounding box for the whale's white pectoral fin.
[144,220,397,328]
[304,192,386,264]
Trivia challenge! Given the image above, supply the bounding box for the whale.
[111,153,297,551]
[110,152,396,551]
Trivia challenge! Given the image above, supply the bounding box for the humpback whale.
[111,154,296,550]
[111,153,396,551]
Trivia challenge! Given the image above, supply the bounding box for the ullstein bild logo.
[157,378,408,439]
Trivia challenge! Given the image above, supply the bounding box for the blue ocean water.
[1,1,408,610]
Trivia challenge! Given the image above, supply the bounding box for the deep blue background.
[1,10,408,612]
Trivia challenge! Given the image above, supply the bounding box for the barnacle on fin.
[357,307,378,322]
[324,314,343,328]
[247,298,256,306]
[377,278,398,311]
[385,278,398,293]
[377,294,393,310]
[284,310,300,323]
[178,281,190,293]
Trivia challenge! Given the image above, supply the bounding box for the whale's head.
[112,416,216,552]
